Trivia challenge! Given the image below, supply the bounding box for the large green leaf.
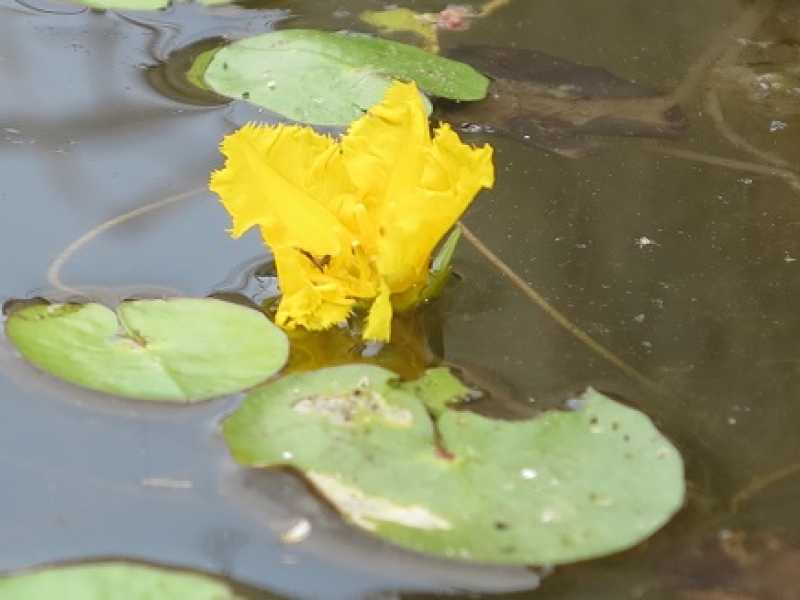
[0,562,240,600]
[223,365,685,565]
[202,30,489,126]
[5,298,288,402]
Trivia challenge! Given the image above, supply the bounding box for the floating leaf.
[223,365,685,565]
[202,30,489,126]
[0,561,242,599]
[185,48,219,92]
[360,8,440,53]
[5,298,288,402]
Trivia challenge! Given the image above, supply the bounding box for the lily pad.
[0,561,241,599]
[223,365,685,565]
[202,30,489,126]
[5,298,288,402]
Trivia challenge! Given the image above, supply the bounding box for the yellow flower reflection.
[210,81,494,341]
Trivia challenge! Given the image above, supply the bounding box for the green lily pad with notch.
[5,298,288,402]
[0,561,243,600]
[223,365,685,565]
[202,30,489,126]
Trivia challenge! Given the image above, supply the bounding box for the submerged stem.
[47,186,206,297]
[731,462,800,512]
[479,0,512,18]
[459,224,662,393]
[704,89,793,171]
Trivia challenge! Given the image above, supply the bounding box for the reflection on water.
[2,0,800,598]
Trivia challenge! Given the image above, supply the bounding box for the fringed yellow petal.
[273,247,356,331]
[210,123,350,257]
[363,281,393,342]
[210,81,494,342]
[341,82,494,293]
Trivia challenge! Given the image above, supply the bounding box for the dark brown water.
[2,1,800,598]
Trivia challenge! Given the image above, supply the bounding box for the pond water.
[2,0,800,598]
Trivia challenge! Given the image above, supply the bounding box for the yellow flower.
[210,81,494,341]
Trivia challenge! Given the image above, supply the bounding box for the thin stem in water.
[459,223,663,394]
[47,186,207,297]
[643,142,800,193]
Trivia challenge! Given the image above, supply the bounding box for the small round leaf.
[5,298,288,402]
[0,561,242,599]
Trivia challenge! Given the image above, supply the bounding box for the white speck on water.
[520,468,538,480]
[266,80,276,90]
[728,417,737,426]
[784,254,797,263]
[641,340,653,349]
[141,478,193,489]
[281,519,312,544]
[769,120,787,132]
[635,236,658,248]
[633,313,646,323]
[738,177,753,185]
[719,528,734,541]
[282,451,294,460]
[460,123,483,134]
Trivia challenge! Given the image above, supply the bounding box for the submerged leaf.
[202,30,489,126]
[0,561,243,600]
[439,45,686,157]
[5,298,289,402]
[223,365,685,565]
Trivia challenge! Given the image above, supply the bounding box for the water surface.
[2,1,799,598]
